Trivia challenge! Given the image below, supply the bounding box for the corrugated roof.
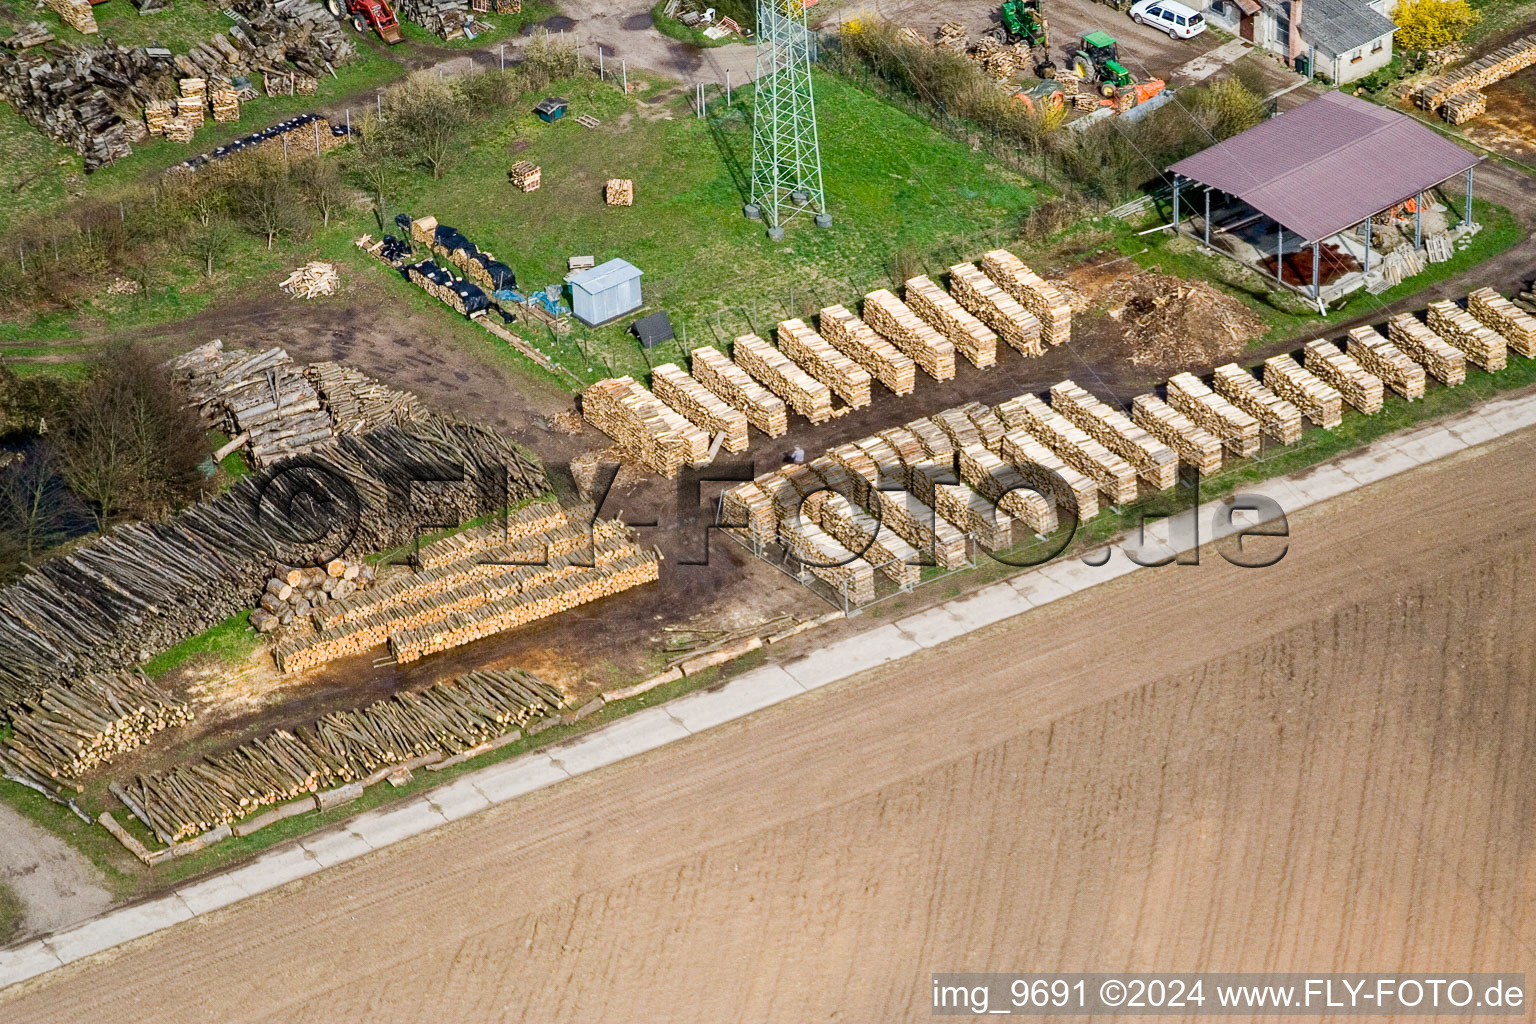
[567,258,643,293]
[1167,92,1479,242]
[1300,0,1396,55]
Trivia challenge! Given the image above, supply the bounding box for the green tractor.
[1070,30,1135,99]
[988,0,1056,78]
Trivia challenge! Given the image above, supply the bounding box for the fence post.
[726,68,731,104]
[622,60,627,94]
[500,44,505,70]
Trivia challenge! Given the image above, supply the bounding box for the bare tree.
[187,217,236,278]
[349,113,401,230]
[294,157,351,228]
[378,71,467,180]
[227,152,307,249]
[0,444,82,563]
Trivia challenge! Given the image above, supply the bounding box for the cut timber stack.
[605,178,634,206]
[174,343,335,466]
[905,275,997,369]
[863,289,956,381]
[1416,34,1536,110]
[995,393,1138,505]
[1261,355,1344,429]
[776,318,872,409]
[508,160,541,192]
[1426,300,1507,371]
[948,263,1042,356]
[814,494,921,589]
[935,485,1017,552]
[1049,380,1178,489]
[44,0,97,33]
[210,82,240,122]
[1346,326,1426,400]
[1386,312,1466,386]
[250,558,375,634]
[1441,91,1486,124]
[582,376,709,477]
[721,481,777,544]
[998,429,1100,520]
[1211,364,1303,444]
[980,249,1071,347]
[957,444,1057,534]
[778,518,875,605]
[1131,394,1221,475]
[144,99,174,135]
[732,334,836,424]
[1165,373,1260,458]
[690,346,788,437]
[1467,287,1536,357]
[877,491,969,569]
[651,363,749,454]
[164,117,195,143]
[1303,340,1386,414]
[818,304,916,396]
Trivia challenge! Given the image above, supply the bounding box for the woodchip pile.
[905,275,998,369]
[1261,355,1344,429]
[776,318,872,409]
[689,346,788,437]
[818,304,916,396]
[509,160,542,192]
[995,392,1139,505]
[250,558,376,634]
[1427,299,1508,372]
[732,334,837,423]
[1050,380,1178,489]
[280,261,339,299]
[1211,363,1303,444]
[1346,326,1426,400]
[1165,372,1260,458]
[651,363,749,454]
[605,178,634,206]
[863,289,957,381]
[1303,339,1386,414]
[981,249,1072,347]
[582,376,709,477]
[117,667,565,844]
[1416,35,1536,111]
[1131,394,1222,475]
[1386,312,1466,386]
[949,262,1042,356]
[1467,287,1536,357]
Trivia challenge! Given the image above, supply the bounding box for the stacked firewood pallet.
[997,429,1100,520]
[690,346,789,437]
[1130,395,1222,475]
[905,275,997,369]
[582,376,709,477]
[957,444,1057,534]
[949,262,1043,357]
[211,81,241,122]
[163,117,196,143]
[1416,34,1536,111]
[777,318,872,409]
[508,160,542,192]
[1050,380,1179,489]
[936,485,1017,552]
[605,178,634,206]
[823,449,968,568]
[1165,372,1261,458]
[1467,287,1536,357]
[814,495,922,589]
[863,289,957,381]
[44,0,96,33]
[1346,327,1426,400]
[117,668,565,844]
[995,393,1139,505]
[1386,312,1467,386]
[1441,91,1486,124]
[1261,355,1344,429]
[819,304,916,395]
[981,249,1072,347]
[721,481,778,544]
[651,363,749,453]
[251,559,375,634]
[1303,340,1386,414]
[1426,299,1508,372]
[777,518,876,605]
[1211,364,1304,444]
[732,334,837,423]
[145,99,174,135]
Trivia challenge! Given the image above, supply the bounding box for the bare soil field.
[5,423,1533,1022]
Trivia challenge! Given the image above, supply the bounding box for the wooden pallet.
[1467,287,1536,357]
[1049,380,1178,489]
[732,334,836,423]
[1261,356,1343,430]
[1211,364,1304,444]
[818,304,916,395]
[1302,340,1385,415]
[862,288,956,381]
[1425,300,1507,372]
[905,275,997,369]
[949,262,1042,357]
[980,249,1072,347]
[1385,313,1466,386]
[1165,373,1260,457]
[1346,326,1426,401]
[994,392,1138,505]
[689,346,789,437]
[651,363,749,453]
[1130,394,1222,475]
[776,318,872,409]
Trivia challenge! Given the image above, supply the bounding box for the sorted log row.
[980,249,1072,347]
[1049,380,1179,489]
[776,319,873,409]
[1261,355,1344,429]
[250,559,375,634]
[1346,326,1426,401]
[732,334,837,424]
[957,444,1057,534]
[45,0,97,33]
[582,376,710,477]
[949,262,1043,356]
[1466,287,1536,357]
[508,160,542,192]
[1210,364,1304,444]
[813,494,922,589]
[1303,340,1386,414]
[1130,395,1222,475]
[650,363,750,453]
[862,289,957,381]
[405,500,588,572]
[777,518,876,605]
[689,346,788,437]
[605,178,634,206]
[995,393,1139,505]
[1386,312,1466,386]
[1441,91,1486,124]
[905,275,997,369]
[1425,300,1507,372]
[1416,34,1536,110]
[280,261,339,299]
[935,485,1017,552]
[997,429,1100,521]
[1165,372,1261,458]
[118,668,566,843]
[818,304,916,396]
[308,361,426,435]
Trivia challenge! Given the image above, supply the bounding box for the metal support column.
[1172,175,1181,230]
[1465,166,1474,227]
[1414,191,1422,250]
[1363,219,1371,275]
[1275,226,1284,283]
[1203,187,1211,247]
[1312,240,1320,300]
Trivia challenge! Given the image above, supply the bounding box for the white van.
[1129,0,1208,39]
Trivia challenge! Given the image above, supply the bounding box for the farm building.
[1201,0,1398,83]
[1167,91,1480,307]
[565,258,644,327]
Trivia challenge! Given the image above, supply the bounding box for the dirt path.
[0,805,111,945]
[5,426,1534,1021]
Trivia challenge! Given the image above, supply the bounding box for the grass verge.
[0,881,22,944]
[140,610,260,678]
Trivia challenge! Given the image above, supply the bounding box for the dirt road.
[6,422,1535,1020]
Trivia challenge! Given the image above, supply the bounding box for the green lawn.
[140,609,260,677]
[0,0,235,53]
[0,881,21,944]
[1464,0,1536,48]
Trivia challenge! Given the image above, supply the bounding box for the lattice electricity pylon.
[746,0,830,237]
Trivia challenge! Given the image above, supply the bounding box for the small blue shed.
[565,258,643,327]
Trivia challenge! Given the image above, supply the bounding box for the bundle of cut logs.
[980,249,1072,347]
[581,376,710,477]
[1386,312,1467,386]
[1262,355,1344,429]
[1441,91,1485,124]
[650,362,750,453]
[1425,299,1507,372]
[172,341,335,466]
[862,288,957,381]
[818,303,916,396]
[4,23,55,49]
[776,318,872,409]
[508,160,542,192]
[1346,326,1426,401]
[1210,363,1304,444]
[251,559,376,634]
[309,360,426,434]
[1303,339,1386,414]
[1467,286,1536,357]
[1050,379,1179,488]
[280,261,340,299]
[44,0,97,34]
[605,178,634,206]
[905,275,997,369]
[1131,394,1222,475]
[689,345,789,437]
[1165,372,1261,458]
[731,333,837,424]
[948,262,1043,357]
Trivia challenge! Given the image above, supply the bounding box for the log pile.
[995,393,1138,505]
[732,334,836,424]
[957,444,1057,534]
[45,0,97,34]
[1165,372,1260,458]
[118,668,565,843]
[862,289,957,381]
[981,249,1072,347]
[1261,355,1343,429]
[211,81,240,122]
[1441,91,1486,124]
[949,262,1042,356]
[145,99,174,135]
[1424,299,1507,372]
[5,22,55,49]
[814,494,921,589]
[721,481,777,543]
[396,0,471,39]
[1386,312,1466,386]
[690,346,788,437]
[309,361,426,435]
[818,304,916,396]
[280,261,339,299]
[960,401,1008,449]
[1131,394,1222,475]
[997,429,1100,521]
[405,500,588,572]
[1416,34,1536,110]
[878,490,969,569]
[776,318,872,409]
[935,485,1017,552]
[171,342,335,467]
[508,160,542,192]
[777,518,875,605]
[1346,326,1426,401]
[250,559,375,634]
[605,178,634,206]
[651,363,749,453]
[582,376,709,477]
[905,275,997,369]
[1211,363,1303,444]
[1049,380,1178,490]
[1467,287,1536,357]
[1303,340,1386,414]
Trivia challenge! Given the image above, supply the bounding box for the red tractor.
[328,0,404,44]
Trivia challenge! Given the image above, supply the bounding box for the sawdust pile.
[1103,273,1268,368]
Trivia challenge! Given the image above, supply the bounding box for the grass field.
[0,0,235,53]
[1465,0,1536,48]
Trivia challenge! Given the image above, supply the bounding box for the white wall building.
[1201,0,1398,83]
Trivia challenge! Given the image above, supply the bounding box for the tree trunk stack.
[980,249,1072,347]
[1210,364,1304,444]
[1386,312,1467,386]
[689,346,789,437]
[1416,34,1536,112]
[862,289,956,381]
[817,304,916,396]
[732,334,837,424]
[650,363,750,453]
[581,376,710,477]
[904,275,998,369]
[776,318,873,409]
[1467,287,1536,357]
[1426,300,1507,371]
[1346,326,1426,400]
[1165,372,1261,457]
[251,558,375,634]
[1050,380,1180,489]
[1130,394,1222,475]
[1261,355,1344,429]
[948,262,1043,357]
